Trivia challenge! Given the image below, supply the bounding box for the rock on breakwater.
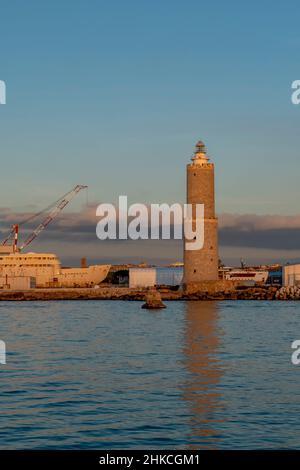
[275,286,300,300]
[142,290,166,309]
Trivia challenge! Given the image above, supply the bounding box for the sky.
[1,0,300,265]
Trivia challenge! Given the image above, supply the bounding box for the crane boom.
[19,184,87,250]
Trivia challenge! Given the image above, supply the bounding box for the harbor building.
[128,267,183,288]
[282,264,300,287]
[183,140,219,290]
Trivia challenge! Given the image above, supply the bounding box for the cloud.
[219,213,300,230]
[218,213,300,250]
[1,206,300,264]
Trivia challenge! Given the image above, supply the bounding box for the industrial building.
[129,268,156,288]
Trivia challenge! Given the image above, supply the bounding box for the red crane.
[1,185,87,252]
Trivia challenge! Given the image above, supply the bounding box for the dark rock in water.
[142,290,166,309]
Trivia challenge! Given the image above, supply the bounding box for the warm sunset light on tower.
[184,140,218,287]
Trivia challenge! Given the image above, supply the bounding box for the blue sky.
[1,1,300,264]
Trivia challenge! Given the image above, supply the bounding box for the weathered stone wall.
[183,280,239,295]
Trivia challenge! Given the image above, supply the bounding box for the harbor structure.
[183,140,219,289]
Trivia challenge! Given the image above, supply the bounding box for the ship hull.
[57,265,111,288]
[224,270,268,283]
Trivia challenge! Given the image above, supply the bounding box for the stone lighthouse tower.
[184,140,218,288]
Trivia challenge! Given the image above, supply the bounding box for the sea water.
[0,300,299,449]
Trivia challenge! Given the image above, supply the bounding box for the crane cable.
[1,186,87,247]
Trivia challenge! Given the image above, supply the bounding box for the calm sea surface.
[0,300,299,449]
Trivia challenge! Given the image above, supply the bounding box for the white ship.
[219,259,269,284]
[223,269,268,283]
[0,246,110,288]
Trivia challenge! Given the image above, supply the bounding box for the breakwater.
[0,285,297,301]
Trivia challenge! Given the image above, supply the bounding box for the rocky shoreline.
[0,285,298,301]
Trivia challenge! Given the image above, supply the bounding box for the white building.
[129,268,156,288]
[282,264,300,286]
[129,267,183,289]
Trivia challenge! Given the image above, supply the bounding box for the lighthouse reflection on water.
[183,302,225,448]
